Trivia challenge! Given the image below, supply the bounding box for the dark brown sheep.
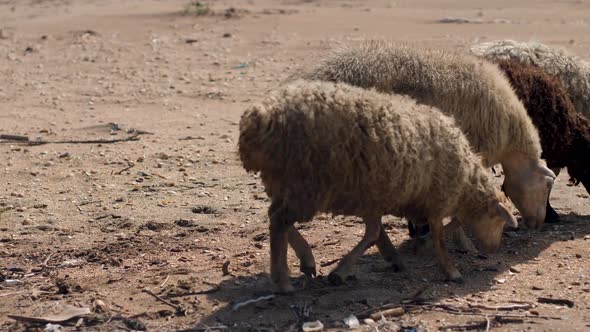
[495,59,590,221]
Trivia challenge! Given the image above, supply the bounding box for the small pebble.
[509,267,521,273]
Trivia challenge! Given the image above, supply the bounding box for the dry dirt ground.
[1,0,589,331]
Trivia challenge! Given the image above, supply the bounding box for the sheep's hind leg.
[288,226,316,278]
[328,215,381,285]
[430,217,462,283]
[269,202,296,293]
[375,224,405,272]
[408,218,432,255]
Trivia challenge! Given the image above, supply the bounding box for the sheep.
[470,40,590,120]
[492,59,590,219]
[470,40,590,220]
[239,79,517,293]
[412,58,590,250]
[294,40,556,229]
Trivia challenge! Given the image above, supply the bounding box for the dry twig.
[468,303,533,311]
[537,297,575,308]
[160,275,170,288]
[319,258,340,267]
[142,288,183,312]
[0,134,142,146]
[165,282,221,298]
[0,134,29,141]
[115,163,136,175]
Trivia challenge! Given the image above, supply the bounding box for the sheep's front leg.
[269,205,295,293]
[447,218,477,254]
[375,225,405,272]
[288,226,316,278]
[430,217,462,283]
[329,215,381,285]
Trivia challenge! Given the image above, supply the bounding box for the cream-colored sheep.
[470,39,590,119]
[239,80,517,293]
[295,40,555,229]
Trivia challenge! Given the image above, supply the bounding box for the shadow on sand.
[189,214,590,331]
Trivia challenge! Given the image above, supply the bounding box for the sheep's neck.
[456,184,491,223]
[499,151,530,179]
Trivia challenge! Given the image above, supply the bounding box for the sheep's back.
[470,40,590,119]
[494,59,579,167]
[298,40,541,165]
[239,80,472,219]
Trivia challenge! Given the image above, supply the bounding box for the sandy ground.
[0,0,589,331]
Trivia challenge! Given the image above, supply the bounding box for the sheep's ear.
[494,201,518,229]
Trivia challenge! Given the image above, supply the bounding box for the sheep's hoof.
[273,281,295,294]
[300,264,317,278]
[391,261,406,272]
[446,271,463,284]
[453,237,478,254]
[545,208,560,224]
[413,236,433,255]
[327,272,346,286]
[450,277,464,284]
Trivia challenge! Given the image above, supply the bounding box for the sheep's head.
[469,199,517,254]
[501,155,555,229]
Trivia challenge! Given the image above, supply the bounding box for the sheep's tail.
[238,103,276,174]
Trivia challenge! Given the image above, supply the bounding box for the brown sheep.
[295,40,556,229]
[239,80,517,293]
[495,59,590,219]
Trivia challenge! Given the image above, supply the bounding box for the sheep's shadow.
[191,213,590,331]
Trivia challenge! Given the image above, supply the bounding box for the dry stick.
[441,317,524,331]
[43,253,55,267]
[177,324,228,332]
[0,134,141,146]
[401,285,429,303]
[441,321,489,332]
[361,301,561,321]
[79,200,102,207]
[0,291,27,297]
[468,303,533,311]
[166,284,221,298]
[356,285,428,319]
[356,303,404,319]
[423,306,562,320]
[369,307,405,321]
[114,163,136,175]
[220,118,238,125]
[319,258,340,267]
[537,297,575,308]
[142,288,183,312]
[160,275,170,288]
[485,315,491,332]
[0,134,29,141]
